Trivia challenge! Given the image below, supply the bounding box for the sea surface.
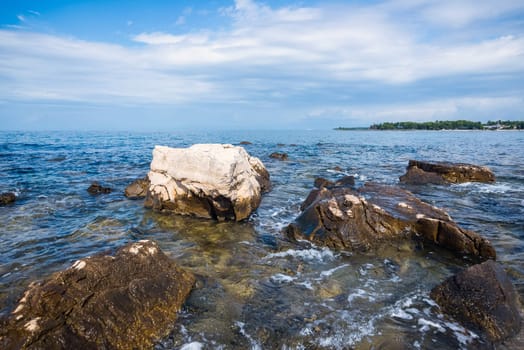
[0,130,523,349]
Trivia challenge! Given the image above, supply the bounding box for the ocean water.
[0,130,523,349]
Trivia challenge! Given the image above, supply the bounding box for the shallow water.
[0,130,523,349]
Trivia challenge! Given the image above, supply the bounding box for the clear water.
[0,130,523,349]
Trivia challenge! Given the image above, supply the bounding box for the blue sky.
[1,0,524,130]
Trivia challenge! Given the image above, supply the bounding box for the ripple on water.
[1,130,523,349]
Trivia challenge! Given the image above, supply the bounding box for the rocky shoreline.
[1,145,521,349]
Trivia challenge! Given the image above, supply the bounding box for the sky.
[0,0,524,130]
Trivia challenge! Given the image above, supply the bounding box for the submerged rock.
[313,175,355,190]
[0,240,195,350]
[287,182,495,259]
[431,260,521,343]
[146,144,270,221]
[124,176,150,199]
[400,160,496,184]
[270,152,288,161]
[0,192,16,205]
[86,182,112,195]
[239,141,252,145]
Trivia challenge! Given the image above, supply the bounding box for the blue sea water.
[0,130,523,349]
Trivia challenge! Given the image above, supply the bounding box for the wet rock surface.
[287,181,495,259]
[124,176,150,199]
[146,144,270,221]
[0,240,195,350]
[86,182,112,195]
[269,152,288,161]
[431,260,522,343]
[400,160,496,184]
[0,192,16,205]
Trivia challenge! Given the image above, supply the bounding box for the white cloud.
[0,0,523,125]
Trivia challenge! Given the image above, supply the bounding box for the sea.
[0,130,523,349]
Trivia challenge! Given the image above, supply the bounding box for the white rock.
[147,144,270,221]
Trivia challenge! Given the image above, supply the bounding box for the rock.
[269,152,288,161]
[333,175,355,188]
[313,176,355,190]
[313,177,334,189]
[146,144,270,221]
[0,192,16,205]
[239,141,252,145]
[400,160,496,184]
[0,240,195,350]
[87,182,112,195]
[430,260,522,343]
[332,166,344,172]
[124,177,150,199]
[287,182,495,259]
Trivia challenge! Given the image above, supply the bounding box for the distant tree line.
[367,120,524,130]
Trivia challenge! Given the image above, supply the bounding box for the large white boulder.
[146,144,270,221]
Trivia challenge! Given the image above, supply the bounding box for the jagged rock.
[269,152,288,161]
[0,192,16,205]
[431,260,521,343]
[287,182,495,259]
[124,177,150,199]
[0,240,195,350]
[400,160,496,184]
[145,144,270,221]
[87,182,112,195]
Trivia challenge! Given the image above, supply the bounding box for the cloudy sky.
[1,0,523,130]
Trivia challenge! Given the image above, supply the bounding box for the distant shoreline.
[335,120,524,131]
[334,128,523,131]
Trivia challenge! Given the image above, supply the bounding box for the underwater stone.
[0,192,16,205]
[431,260,521,343]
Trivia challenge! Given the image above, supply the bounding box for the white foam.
[347,288,376,304]
[391,308,413,320]
[418,318,446,333]
[265,246,337,263]
[298,281,314,290]
[235,321,262,350]
[180,342,204,350]
[455,182,514,194]
[444,321,479,345]
[320,263,350,278]
[270,273,296,284]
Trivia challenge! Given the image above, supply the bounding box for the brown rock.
[0,240,195,350]
[430,260,521,343]
[269,152,288,161]
[0,192,16,205]
[87,182,112,195]
[287,182,495,259]
[124,177,150,199]
[313,177,334,189]
[400,160,496,184]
